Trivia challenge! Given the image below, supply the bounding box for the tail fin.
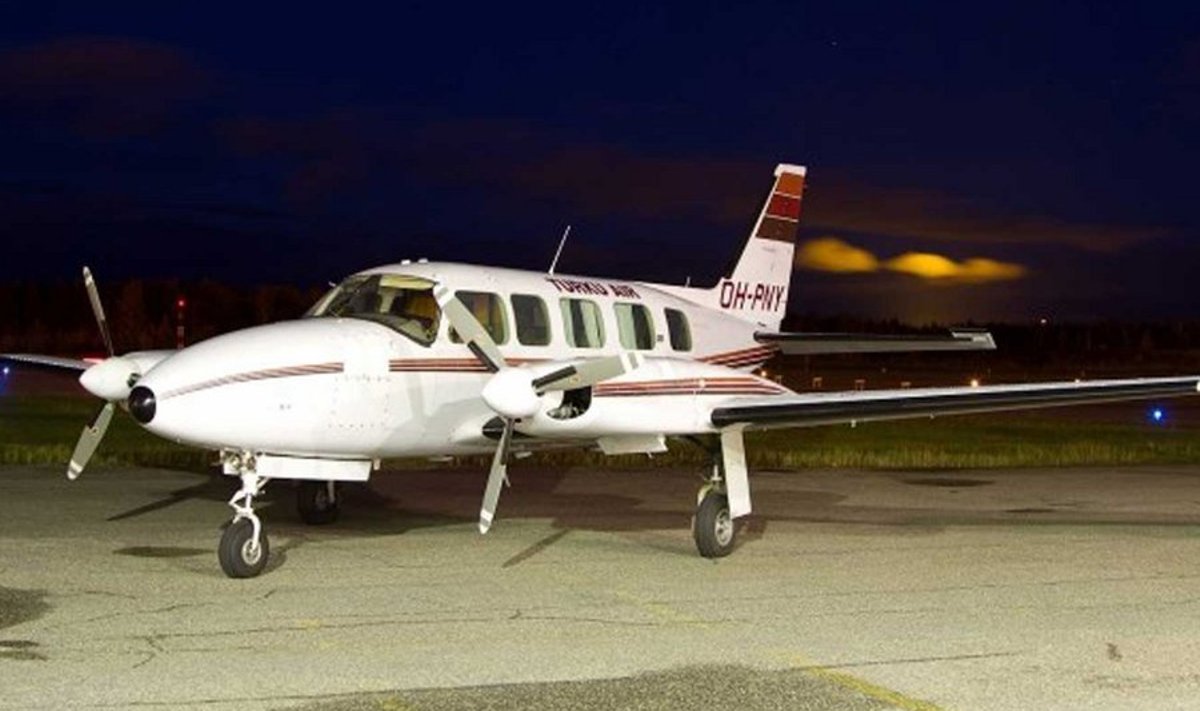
[714,163,806,330]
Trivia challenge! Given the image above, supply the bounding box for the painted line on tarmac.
[787,653,946,711]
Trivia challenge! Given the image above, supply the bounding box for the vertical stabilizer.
[714,163,805,330]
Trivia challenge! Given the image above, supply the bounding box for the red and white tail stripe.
[698,345,780,369]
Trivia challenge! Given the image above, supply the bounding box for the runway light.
[2,366,9,377]
[1150,408,1165,424]
[969,378,981,388]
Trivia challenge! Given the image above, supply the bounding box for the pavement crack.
[801,650,1022,671]
[510,610,663,628]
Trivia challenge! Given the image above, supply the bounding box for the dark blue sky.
[2,2,1198,322]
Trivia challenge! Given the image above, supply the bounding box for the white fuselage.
[133,262,788,461]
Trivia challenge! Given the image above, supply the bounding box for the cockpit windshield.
[306,274,441,346]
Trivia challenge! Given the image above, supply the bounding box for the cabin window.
[559,298,605,348]
[449,291,509,344]
[665,308,692,351]
[306,273,441,346]
[511,294,551,346]
[614,302,655,350]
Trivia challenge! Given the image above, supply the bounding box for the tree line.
[1,279,1198,367]
[0,279,323,354]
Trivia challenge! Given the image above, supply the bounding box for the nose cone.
[128,386,157,424]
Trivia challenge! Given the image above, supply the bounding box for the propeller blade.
[479,417,514,534]
[532,352,644,392]
[432,284,504,372]
[83,267,115,357]
[67,402,114,480]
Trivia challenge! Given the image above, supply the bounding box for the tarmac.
[2,463,1200,710]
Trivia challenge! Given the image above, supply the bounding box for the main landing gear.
[688,429,751,559]
[296,480,339,525]
[692,464,736,558]
[219,468,270,578]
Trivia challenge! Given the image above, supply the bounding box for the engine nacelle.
[519,358,788,439]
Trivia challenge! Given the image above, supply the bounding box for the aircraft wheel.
[692,489,736,558]
[297,480,339,525]
[218,519,270,578]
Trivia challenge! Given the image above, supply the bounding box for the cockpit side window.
[307,274,441,346]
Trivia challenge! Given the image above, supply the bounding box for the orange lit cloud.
[796,238,1027,284]
[795,237,880,273]
[885,253,1027,282]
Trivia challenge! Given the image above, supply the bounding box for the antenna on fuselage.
[547,224,571,276]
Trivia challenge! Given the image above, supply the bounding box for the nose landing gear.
[219,464,270,578]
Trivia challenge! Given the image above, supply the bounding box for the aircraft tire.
[692,489,735,558]
[297,481,339,525]
[218,519,270,578]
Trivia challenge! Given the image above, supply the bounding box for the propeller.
[83,267,114,357]
[68,403,114,480]
[432,283,643,533]
[69,267,132,479]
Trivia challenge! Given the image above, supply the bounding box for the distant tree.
[114,280,149,349]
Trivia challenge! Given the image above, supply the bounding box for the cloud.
[796,237,880,273]
[218,112,378,206]
[795,237,1027,284]
[0,37,210,137]
[215,110,1165,257]
[885,252,1027,282]
[805,177,1162,253]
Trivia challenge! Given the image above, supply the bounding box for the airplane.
[5,163,1199,578]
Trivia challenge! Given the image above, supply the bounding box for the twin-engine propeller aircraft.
[6,163,1200,578]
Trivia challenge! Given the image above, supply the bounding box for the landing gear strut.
[297,480,339,525]
[687,429,749,559]
[218,465,270,578]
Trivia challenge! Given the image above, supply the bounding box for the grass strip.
[1,396,1196,471]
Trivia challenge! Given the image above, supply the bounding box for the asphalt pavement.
[2,463,1200,710]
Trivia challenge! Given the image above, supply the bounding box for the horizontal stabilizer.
[755,329,995,355]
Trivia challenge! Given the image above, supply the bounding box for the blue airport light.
[1150,407,1165,424]
[1,366,8,377]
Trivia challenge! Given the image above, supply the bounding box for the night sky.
[2,2,1198,324]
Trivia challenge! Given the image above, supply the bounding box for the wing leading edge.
[710,376,1200,429]
[1,353,92,371]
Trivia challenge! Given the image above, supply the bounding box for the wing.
[1,353,92,371]
[710,376,1200,429]
[755,329,995,355]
